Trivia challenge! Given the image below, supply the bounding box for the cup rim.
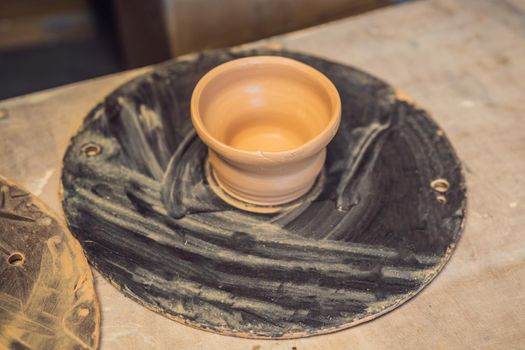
[191,55,341,164]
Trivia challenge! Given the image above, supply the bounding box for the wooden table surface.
[1,0,524,348]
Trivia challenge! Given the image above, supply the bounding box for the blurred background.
[0,0,409,100]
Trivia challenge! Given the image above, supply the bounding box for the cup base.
[205,159,324,214]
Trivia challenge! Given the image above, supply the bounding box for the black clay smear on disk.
[62,49,466,339]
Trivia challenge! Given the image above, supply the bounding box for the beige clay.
[191,56,341,207]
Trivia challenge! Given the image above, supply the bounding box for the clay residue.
[0,177,100,350]
[394,88,416,103]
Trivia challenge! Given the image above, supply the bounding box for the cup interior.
[194,58,338,153]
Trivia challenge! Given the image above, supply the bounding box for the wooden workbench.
[1,0,524,348]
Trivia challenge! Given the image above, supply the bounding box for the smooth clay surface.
[0,177,100,350]
[61,49,466,339]
[191,56,341,207]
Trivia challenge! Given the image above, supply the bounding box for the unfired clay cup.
[191,56,341,207]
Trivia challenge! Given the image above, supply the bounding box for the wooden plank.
[162,0,391,56]
[113,0,391,67]
[0,0,94,50]
[0,0,524,348]
[113,0,172,68]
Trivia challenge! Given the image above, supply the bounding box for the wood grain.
[0,177,100,350]
[162,0,391,57]
[61,49,465,338]
[0,0,524,348]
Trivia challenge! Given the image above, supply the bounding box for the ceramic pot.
[191,56,341,207]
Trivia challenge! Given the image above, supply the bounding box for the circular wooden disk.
[0,177,100,349]
[62,49,466,339]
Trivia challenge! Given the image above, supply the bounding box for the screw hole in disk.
[431,178,449,192]
[436,195,447,204]
[8,252,25,266]
[81,143,102,157]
